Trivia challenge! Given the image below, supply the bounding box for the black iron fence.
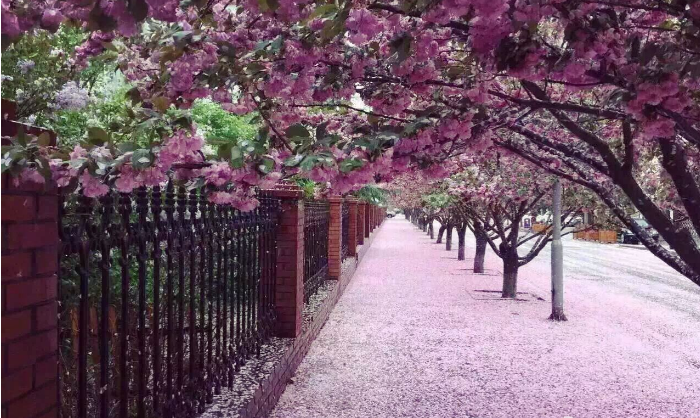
[341,202,350,260]
[303,200,329,302]
[58,184,279,418]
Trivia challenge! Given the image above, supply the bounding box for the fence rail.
[303,200,329,302]
[58,185,279,418]
[0,178,386,418]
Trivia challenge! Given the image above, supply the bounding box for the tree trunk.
[501,249,519,298]
[429,223,434,240]
[457,225,466,260]
[474,233,487,273]
[436,225,446,243]
[445,226,453,251]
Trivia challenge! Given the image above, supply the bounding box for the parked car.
[618,218,660,244]
[386,212,395,218]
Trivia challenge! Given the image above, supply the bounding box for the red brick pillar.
[327,197,343,280]
[358,202,367,242]
[2,175,59,418]
[266,185,304,338]
[347,199,359,257]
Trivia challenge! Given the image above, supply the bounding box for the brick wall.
[2,175,59,418]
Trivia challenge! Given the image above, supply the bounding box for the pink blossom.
[346,9,382,40]
[114,165,140,193]
[639,118,676,140]
[199,162,234,187]
[80,171,109,198]
[70,145,88,160]
[40,8,63,31]
[13,168,46,186]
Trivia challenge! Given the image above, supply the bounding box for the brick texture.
[263,185,304,339]
[2,173,60,418]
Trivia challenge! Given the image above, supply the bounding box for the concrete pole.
[550,179,567,321]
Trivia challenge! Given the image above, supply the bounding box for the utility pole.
[550,179,567,321]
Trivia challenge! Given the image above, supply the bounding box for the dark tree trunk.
[501,248,519,298]
[457,225,466,260]
[474,232,487,273]
[445,226,453,251]
[429,223,434,239]
[436,225,446,244]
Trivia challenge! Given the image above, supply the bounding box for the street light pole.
[550,178,567,321]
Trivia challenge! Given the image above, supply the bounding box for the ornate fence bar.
[1,172,391,418]
[57,185,280,418]
[302,200,329,302]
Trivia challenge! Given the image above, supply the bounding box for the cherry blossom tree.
[2,0,699,284]
[443,153,593,297]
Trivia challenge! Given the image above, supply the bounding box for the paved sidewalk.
[270,218,700,418]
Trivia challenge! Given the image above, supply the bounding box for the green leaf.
[339,158,365,173]
[69,158,87,169]
[131,149,153,169]
[284,154,304,167]
[246,62,265,75]
[37,132,52,147]
[269,35,284,53]
[308,4,337,20]
[87,127,110,145]
[217,143,233,160]
[299,156,317,171]
[117,142,139,153]
[257,0,279,13]
[230,146,244,168]
[16,127,28,147]
[258,156,275,174]
[318,134,341,147]
[285,123,310,139]
[125,87,142,104]
[320,20,345,42]
[254,39,272,52]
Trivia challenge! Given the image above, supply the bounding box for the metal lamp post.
[550,179,567,321]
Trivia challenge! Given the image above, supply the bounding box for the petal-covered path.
[270,217,700,418]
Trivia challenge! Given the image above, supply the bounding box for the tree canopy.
[2,0,699,283]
